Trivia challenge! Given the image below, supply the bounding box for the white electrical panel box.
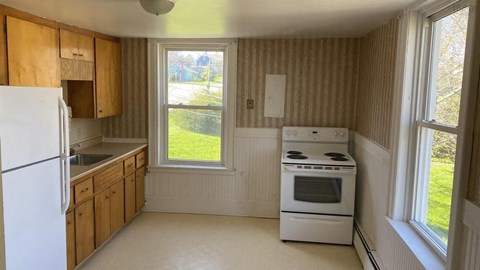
[264,74,286,118]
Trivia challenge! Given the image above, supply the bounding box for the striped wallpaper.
[102,38,148,138]
[236,39,360,129]
[355,18,399,150]
[102,25,397,150]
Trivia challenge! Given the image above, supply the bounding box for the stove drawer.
[280,212,353,245]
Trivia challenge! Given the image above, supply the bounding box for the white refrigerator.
[0,86,70,270]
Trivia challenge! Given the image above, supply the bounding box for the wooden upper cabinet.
[95,38,122,118]
[0,16,7,85]
[60,29,94,62]
[6,16,60,87]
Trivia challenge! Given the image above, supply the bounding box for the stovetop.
[281,150,356,167]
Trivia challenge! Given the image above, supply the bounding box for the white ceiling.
[0,0,416,38]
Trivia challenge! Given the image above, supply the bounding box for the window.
[148,39,237,169]
[410,3,471,258]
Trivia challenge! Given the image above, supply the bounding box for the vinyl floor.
[78,212,362,270]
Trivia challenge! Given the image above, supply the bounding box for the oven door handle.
[290,216,348,225]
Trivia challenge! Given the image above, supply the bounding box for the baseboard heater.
[353,222,383,270]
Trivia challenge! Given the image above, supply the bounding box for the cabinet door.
[6,16,60,87]
[95,38,122,118]
[60,29,79,61]
[124,174,136,223]
[110,180,125,234]
[136,167,145,212]
[66,211,76,270]
[77,33,94,62]
[60,30,94,62]
[0,16,7,85]
[95,189,111,247]
[75,199,94,264]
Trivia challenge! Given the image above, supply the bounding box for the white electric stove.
[280,126,357,245]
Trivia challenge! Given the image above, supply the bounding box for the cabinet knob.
[79,53,84,57]
[73,52,78,56]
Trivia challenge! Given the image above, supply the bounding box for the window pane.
[167,50,223,106]
[418,129,456,246]
[168,108,221,161]
[428,8,469,126]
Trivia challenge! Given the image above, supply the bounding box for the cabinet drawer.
[94,163,123,192]
[75,178,93,204]
[136,151,145,168]
[124,156,135,176]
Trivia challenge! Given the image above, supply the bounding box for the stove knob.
[340,131,345,137]
[286,130,291,135]
[334,131,339,136]
[292,130,297,136]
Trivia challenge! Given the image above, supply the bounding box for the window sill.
[386,218,445,270]
[148,165,236,176]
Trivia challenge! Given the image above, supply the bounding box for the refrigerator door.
[1,158,66,270]
[0,86,62,171]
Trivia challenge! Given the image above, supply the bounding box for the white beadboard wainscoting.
[463,200,480,270]
[144,128,282,218]
[353,133,428,270]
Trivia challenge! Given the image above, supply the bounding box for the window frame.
[409,4,470,258]
[148,39,237,170]
[389,0,478,266]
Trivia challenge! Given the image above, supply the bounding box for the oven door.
[280,169,355,216]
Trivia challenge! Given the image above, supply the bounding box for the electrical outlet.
[76,128,82,138]
[247,99,254,110]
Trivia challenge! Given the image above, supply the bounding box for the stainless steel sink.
[69,154,113,166]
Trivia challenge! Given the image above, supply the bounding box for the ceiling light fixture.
[139,0,176,16]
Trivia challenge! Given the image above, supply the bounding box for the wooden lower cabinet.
[110,180,125,234]
[136,167,145,212]
[75,199,95,264]
[67,149,146,267]
[66,211,76,270]
[124,174,136,223]
[95,189,111,247]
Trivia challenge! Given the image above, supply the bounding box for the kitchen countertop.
[70,142,147,183]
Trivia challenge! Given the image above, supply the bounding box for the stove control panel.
[282,164,356,174]
[282,127,349,143]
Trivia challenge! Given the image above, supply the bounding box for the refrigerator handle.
[58,97,70,214]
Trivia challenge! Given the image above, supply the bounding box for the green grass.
[168,122,221,161]
[427,161,454,244]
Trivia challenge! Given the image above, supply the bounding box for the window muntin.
[412,5,470,256]
[163,49,227,165]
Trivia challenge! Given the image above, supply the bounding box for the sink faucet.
[70,143,81,156]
